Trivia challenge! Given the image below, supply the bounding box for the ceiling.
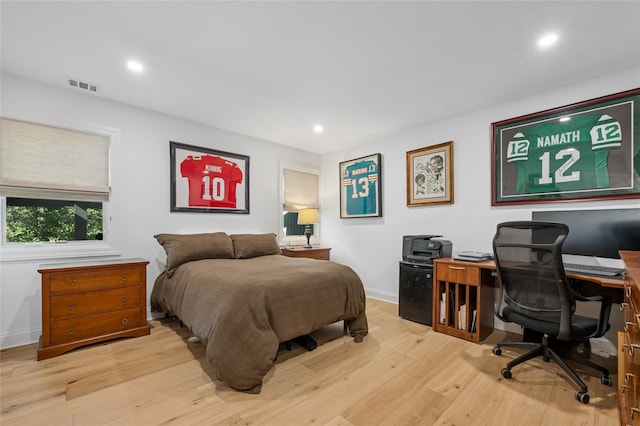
[1,1,639,154]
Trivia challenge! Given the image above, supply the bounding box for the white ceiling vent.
[66,77,101,94]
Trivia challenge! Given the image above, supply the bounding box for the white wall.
[0,72,320,348]
[320,67,639,338]
[2,68,638,349]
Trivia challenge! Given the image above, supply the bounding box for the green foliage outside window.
[5,199,103,243]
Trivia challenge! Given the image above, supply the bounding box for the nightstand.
[281,247,331,261]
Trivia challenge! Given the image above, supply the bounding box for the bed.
[150,232,368,393]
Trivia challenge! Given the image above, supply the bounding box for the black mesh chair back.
[492,221,613,404]
[493,221,574,339]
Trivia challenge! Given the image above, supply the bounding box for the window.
[5,198,103,242]
[281,167,319,245]
[1,117,114,259]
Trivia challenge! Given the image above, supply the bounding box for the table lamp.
[297,208,318,248]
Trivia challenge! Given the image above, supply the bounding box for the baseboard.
[0,328,41,350]
[365,288,398,304]
[1,310,158,351]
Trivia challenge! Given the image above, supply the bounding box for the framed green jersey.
[492,88,640,205]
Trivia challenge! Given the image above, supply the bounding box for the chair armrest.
[577,294,612,338]
[592,295,613,338]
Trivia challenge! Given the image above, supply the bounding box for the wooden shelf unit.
[433,258,495,343]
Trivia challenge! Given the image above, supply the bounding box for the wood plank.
[0,299,620,425]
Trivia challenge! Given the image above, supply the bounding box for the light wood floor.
[1,298,620,425]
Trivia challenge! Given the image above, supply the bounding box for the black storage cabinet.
[398,261,433,326]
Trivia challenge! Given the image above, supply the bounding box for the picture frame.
[339,153,382,218]
[492,88,640,206]
[406,141,454,206]
[170,141,249,213]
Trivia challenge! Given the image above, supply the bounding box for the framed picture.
[170,141,249,213]
[339,153,382,218]
[492,88,640,206]
[406,141,454,206]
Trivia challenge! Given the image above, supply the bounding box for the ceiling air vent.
[66,77,101,94]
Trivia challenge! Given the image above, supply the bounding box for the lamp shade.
[297,208,319,224]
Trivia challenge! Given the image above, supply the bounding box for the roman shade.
[0,118,110,202]
[283,168,318,211]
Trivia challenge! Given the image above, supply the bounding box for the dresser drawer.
[49,267,142,294]
[436,262,480,286]
[50,286,141,320]
[624,283,640,344]
[50,307,142,344]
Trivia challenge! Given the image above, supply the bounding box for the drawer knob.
[622,342,640,356]
[122,318,128,324]
[122,296,128,302]
[68,303,75,310]
[68,328,76,335]
[122,275,127,281]
[70,279,77,286]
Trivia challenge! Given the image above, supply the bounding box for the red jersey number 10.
[202,176,225,201]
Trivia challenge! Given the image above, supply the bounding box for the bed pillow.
[154,232,234,276]
[231,233,281,259]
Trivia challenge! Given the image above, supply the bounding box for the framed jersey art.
[492,88,640,205]
[340,153,382,218]
[170,141,249,213]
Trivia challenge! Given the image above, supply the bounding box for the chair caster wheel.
[576,391,590,404]
[500,368,512,379]
[601,375,613,386]
[493,346,502,356]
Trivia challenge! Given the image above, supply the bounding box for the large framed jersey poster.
[492,88,640,206]
[340,153,382,218]
[170,141,249,213]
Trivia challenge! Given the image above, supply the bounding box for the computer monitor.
[532,208,640,259]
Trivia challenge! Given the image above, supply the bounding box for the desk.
[432,257,625,343]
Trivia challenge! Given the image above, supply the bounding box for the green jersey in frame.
[506,113,622,194]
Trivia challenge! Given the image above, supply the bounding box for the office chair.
[491,221,613,404]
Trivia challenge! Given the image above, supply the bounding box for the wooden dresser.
[619,251,640,426]
[37,258,150,361]
[281,247,331,261]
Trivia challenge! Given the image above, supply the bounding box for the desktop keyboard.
[563,263,625,277]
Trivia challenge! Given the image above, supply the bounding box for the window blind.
[0,118,110,202]
[283,169,318,211]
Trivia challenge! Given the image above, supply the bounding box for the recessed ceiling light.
[126,60,145,73]
[537,33,559,49]
[313,125,324,134]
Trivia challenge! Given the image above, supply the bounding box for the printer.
[402,235,452,265]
